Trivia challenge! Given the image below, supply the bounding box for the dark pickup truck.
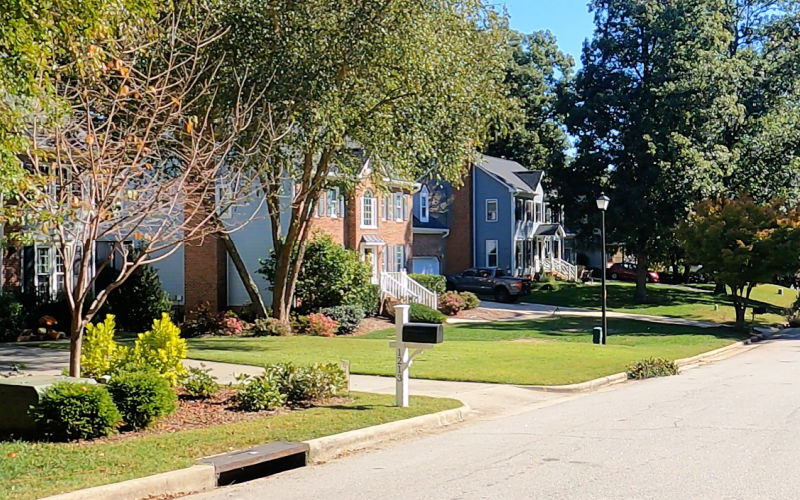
[445,268,531,303]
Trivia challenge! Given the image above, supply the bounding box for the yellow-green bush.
[131,313,187,386]
[80,315,128,379]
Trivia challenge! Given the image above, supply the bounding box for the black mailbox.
[401,323,444,344]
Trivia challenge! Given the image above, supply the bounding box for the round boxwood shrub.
[459,292,480,310]
[319,305,365,335]
[107,368,178,429]
[409,303,447,324]
[626,358,679,380]
[30,382,121,441]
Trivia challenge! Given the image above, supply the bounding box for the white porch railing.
[542,258,579,282]
[380,270,438,310]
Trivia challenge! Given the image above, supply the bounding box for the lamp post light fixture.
[596,193,610,345]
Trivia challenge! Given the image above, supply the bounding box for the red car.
[607,263,660,283]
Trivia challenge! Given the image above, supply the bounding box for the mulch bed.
[74,389,352,446]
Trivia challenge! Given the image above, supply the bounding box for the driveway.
[453,300,723,328]
[189,332,799,500]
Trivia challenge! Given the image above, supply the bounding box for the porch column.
[549,237,554,269]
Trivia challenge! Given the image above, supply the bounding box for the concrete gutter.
[39,464,217,500]
[305,404,471,463]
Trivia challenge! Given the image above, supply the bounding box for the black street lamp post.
[596,193,610,345]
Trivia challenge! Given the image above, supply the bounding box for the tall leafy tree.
[486,30,573,174]
[559,0,732,303]
[212,0,513,321]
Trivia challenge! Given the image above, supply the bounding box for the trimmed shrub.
[459,292,480,310]
[409,274,447,295]
[319,305,364,335]
[409,303,447,324]
[307,313,338,337]
[181,302,222,338]
[354,284,381,317]
[626,358,679,380]
[258,233,373,313]
[81,315,128,379]
[263,362,346,405]
[102,264,172,332]
[181,365,219,399]
[253,317,293,337]
[0,290,24,342]
[131,313,187,386]
[107,369,177,430]
[539,274,560,292]
[220,312,245,336]
[233,374,286,412]
[438,291,465,316]
[30,382,121,441]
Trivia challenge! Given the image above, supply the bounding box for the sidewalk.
[0,346,573,420]
[455,300,723,328]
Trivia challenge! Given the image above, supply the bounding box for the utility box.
[401,323,444,344]
[592,327,602,345]
[0,375,97,433]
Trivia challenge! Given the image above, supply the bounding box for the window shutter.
[402,195,408,221]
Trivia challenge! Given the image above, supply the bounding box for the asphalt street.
[191,332,800,500]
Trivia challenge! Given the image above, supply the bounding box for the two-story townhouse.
[411,181,451,274]
[445,155,576,280]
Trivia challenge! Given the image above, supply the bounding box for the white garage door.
[412,257,440,275]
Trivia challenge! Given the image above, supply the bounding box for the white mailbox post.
[390,304,437,407]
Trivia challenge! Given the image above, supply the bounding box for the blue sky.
[497,0,596,64]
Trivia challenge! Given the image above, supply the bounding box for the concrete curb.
[524,331,768,393]
[37,405,470,500]
[39,464,217,500]
[304,404,471,463]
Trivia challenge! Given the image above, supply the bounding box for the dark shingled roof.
[478,155,544,194]
[413,215,449,231]
[534,224,562,236]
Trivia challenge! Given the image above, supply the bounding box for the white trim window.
[393,245,406,272]
[327,187,341,217]
[486,199,498,222]
[361,189,377,228]
[486,240,498,268]
[393,192,403,221]
[525,200,534,222]
[316,191,325,217]
[419,185,429,222]
[34,246,66,298]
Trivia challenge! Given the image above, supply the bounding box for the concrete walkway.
[455,300,723,328]
[0,346,573,420]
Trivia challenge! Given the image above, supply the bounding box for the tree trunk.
[68,312,84,377]
[219,232,268,318]
[634,249,649,304]
[682,264,691,284]
[270,247,294,322]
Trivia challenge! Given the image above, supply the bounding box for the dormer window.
[419,185,429,223]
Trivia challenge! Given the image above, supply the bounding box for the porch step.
[200,441,309,485]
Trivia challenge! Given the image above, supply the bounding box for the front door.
[362,247,379,284]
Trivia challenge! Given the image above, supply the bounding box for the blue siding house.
[443,155,576,279]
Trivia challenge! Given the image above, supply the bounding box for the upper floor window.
[392,192,408,221]
[525,200,534,221]
[486,199,498,222]
[546,207,552,223]
[327,187,341,218]
[419,186,429,223]
[316,191,325,217]
[515,198,524,221]
[34,245,65,298]
[361,190,376,228]
[536,203,544,223]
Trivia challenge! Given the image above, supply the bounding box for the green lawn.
[0,392,459,500]
[187,317,746,386]
[521,282,796,326]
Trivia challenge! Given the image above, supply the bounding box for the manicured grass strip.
[0,393,459,500]
[187,317,746,386]
[520,282,795,325]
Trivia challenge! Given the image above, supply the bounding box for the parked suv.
[607,263,660,283]
[446,268,531,302]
